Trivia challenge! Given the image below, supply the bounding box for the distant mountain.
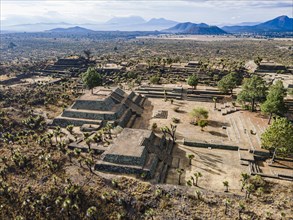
[234,22,261,26]
[164,22,226,35]
[2,22,75,32]
[94,16,179,31]
[47,26,95,33]
[222,15,293,33]
[106,16,146,25]
[146,18,178,26]
[11,22,72,27]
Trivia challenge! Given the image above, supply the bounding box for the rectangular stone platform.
[52,87,144,128]
[91,128,174,182]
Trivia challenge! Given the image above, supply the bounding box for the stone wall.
[52,117,102,127]
[103,146,147,166]
[184,139,239,151]
[62,110,117,120]
[94,163,145,176]
[253,149,271,157]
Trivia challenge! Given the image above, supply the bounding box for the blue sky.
[1,0,292,26]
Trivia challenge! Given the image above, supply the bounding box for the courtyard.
[166,146,247,192]
[145,93,269,151]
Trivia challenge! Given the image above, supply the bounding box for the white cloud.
[1,0,292,26]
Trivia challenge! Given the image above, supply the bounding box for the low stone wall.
[253,149,270,157]
[137,91,182,100]
[250,171,293,181]
[183,139,239,151]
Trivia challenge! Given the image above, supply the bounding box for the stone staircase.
[126,114,137,128]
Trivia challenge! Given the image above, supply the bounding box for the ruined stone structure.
[0,73,35,85]
[69,128,173,183]
[256,61,287,73]
[185,61,200,68]
[186,88,226,102]
[42,57,89,77]
[97,63,125,74]
[135,85,227,103]
[52,87,145,127]
[136,86,183,99]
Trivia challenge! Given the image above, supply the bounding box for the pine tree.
[261,117,293,162]
[261,80,287,124]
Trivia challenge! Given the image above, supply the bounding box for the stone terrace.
[41,57,89,77]
[136,85,228,102]
[256,61,287,73]
[95,128,173,182]
[68,128,173,183]
[52,87,145,127]
[136,85,183,99]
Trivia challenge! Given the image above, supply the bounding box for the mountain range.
[222,15,293,33]
[164,22,226,34]
[1,15,292,34]
[47,26,95,33]
[106,16,146,25]
[2,17,179,32]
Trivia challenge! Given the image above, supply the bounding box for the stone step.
[126,114,137,128]
[137,87,175,92]
[150,160,164,184]
[250,162,261,173]
[139,97,146,106]
[143,153,158,175]
[166,140,174,155]
[110,91,125,103]
[139,93,182,100]
[127,91,136,100]
[125,99,144,115]
[159,163,169,183]
[62,108,116,120]
[95,152,158,179]
[133,94,142,105]
[137,90,182,97]
[240,160,249,166]
[95,159,144,175]
[52,116,102,127]
[118,109,132,128]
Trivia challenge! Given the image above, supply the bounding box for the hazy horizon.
[1,0,292,27]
